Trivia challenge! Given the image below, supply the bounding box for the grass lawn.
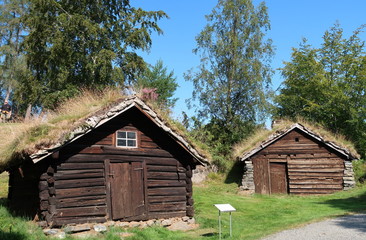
[0,172,365,239]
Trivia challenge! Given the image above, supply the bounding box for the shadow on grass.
[201,232,217,237]
[321,192,366,212]
[319,190,366,233]
[0,232,27,240]
[0,198,28,240]
[224,160,244,185]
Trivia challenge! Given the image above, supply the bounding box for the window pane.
[127,140,136,147]
[127,132,136,139]
[117,139,126,146]
[117,131,126,138]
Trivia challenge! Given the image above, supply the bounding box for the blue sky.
[131,0,366,121]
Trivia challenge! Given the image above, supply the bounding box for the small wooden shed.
[239,123,357,195]
[7,96,207,226]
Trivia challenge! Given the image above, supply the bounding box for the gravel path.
[261,214,366,240]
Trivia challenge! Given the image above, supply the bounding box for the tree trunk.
[24,104,32,122]
[4,86,11,103]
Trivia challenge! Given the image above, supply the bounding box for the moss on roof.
[233,118,360,160]
[0,88,210,172]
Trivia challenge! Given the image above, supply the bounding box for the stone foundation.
[240,159,255,192]
[343,160,356,190]
[43,216,197,239]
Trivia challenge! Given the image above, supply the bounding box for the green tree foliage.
[275,24,366,158]
[136,60,178,108]
[22,0,167,110]
[185,0,274,165]
[0,0,28,104]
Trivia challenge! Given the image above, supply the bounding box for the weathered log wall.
[8,160,48,219]
[243,129,354,195]
[36,107,195,226]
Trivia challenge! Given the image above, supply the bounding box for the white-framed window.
[116,131,137,148]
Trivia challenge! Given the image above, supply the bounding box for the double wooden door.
[253,159,288,194]
[107,161,146,220]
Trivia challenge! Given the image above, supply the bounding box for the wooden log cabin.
[239,123,357,195]
[7,96,208,227]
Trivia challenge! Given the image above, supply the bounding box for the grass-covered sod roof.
[234,119,360,161]
[0,89,210,172]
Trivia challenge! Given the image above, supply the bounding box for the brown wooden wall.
[252,129,345,195]
[35,107,195,226]
[8,160,48,219]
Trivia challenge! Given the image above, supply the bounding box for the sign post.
[214,204,236,239]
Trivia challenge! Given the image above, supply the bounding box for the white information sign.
[214,204,236,239]
[214,204,236,212]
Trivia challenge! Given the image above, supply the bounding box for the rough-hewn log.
[149,202,186,212]
[49,187,56,195]
[187,198,194,206]
[289,178,342,184]
[147,165,186,172]
[147,180,186,188]
[149,211,186,219]
[147,187,186,196]
[48,205,57,214]
[55,178,105,189]
[147,172,186,180]
[56,206,107,218]
[287,159,344,164]
[148,195,187,203]
[47,166,55,175]
[56,186,106,199]
[49,196,56,205]
[57,163,104,170]
[47,177,55,185]
[289,184,342,189]
[186,165,192,178]
[53,217,106,227]
[40,190,49,201]
[39,180,48,191]
[54,169,104,180]
[288,172,343,177]
[288,168,344,173]
[57,195,106,208]
[290,188,338,194]
[40,200,49,211]
[186,206,194,217]
[102,146,174,158]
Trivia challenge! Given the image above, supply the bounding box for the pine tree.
[136,60,178,108]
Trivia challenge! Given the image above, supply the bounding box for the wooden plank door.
[253,158,270,194]
[109,162,146,220]
[269,162,288,194]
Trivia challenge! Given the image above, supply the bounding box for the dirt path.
[262,214,366,240]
